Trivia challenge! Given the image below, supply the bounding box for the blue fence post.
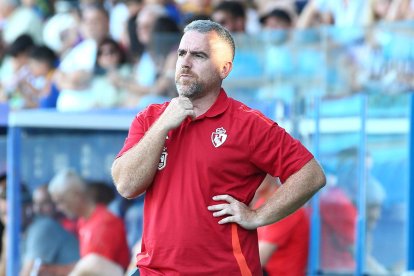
[308,96,321,275]
[355,94,367,275]
[6,126,22,276]
[408,93,414,270]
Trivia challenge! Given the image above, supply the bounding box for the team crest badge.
[158,147,168,170]
[211,127,227,148]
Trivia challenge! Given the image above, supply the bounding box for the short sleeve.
[116,104,167,158]
[249,117,314,183]
[116,113,147,158]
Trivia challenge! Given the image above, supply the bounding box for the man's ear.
[220,61,233,79]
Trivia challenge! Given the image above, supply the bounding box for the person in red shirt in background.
[319,176,357,273]
[320,148,388,274]
[48,169,130,274]
[254,175,310,276]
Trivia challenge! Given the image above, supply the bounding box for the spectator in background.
[109,193,145,250]
[259,8,293,30]
[42,1,81,58]
[211,1,247,33]
[87,180,116,206]
[20,184,79,276]
[211,1,265,102]
[54,4,110,111]
[0,0,44,45]
[120,0,145,63]
[319,169,357,274]
[253,0,296,21]
[254,175,310,276]
[179,0,213,23]
[111,5,181,109]
[0,34,35,109]
[109,0,129,43]
[48,169,130,273]
[255,6,303,114]
[320,147,388,274]
[17,45,60,109]
[300,0,370,27]
[0,174,33,276]
[255,0,298,26]
[297,0,409,29]
[86,37,132,108]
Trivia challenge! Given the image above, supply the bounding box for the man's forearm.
[255,159,326,227]
[112,119,169,198]
[208,158,326,230]
[112,97,196,198]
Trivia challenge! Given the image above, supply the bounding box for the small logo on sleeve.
[211,127,227,148]
[158,147,168,170]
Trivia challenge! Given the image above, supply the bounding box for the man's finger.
[207,203,228,211]
[187,110,196,120]
[218,216,235,224]
[212,194,236,203]
[212,209,231,217]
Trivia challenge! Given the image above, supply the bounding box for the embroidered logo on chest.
[211,127,227,148]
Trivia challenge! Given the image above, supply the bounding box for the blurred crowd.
[0,0,413,111]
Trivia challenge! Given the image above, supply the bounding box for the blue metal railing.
[355,94,368,275]
[6,126,21,276]
[308,96,322,275]
[408,94,414,270]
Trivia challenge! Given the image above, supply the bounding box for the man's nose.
[180,54,192,68]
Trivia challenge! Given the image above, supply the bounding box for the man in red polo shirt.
[112,20,326,275]
[48,170,130,273]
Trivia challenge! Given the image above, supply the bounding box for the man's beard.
[176,80,203,98]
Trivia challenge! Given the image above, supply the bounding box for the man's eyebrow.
[177,49,208,57]
[190,50,208,57]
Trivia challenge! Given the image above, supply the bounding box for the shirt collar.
[196,88,230,120]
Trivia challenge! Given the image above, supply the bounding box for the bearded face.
[175,68,204,98]
[174,30,233,99]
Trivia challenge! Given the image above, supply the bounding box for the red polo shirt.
[117,89,314,275]
[256,197,310,276]
[77,205,130,270]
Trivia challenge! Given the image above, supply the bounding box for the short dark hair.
[213,1,245,19]
[0,172,6,183]
[259,8,293,26]
[7,34,35,57]
[80,3,109,20]
[184,20,235,61]
[29,45,58,69]
[97,37,127,64]
[86,180,115,205]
